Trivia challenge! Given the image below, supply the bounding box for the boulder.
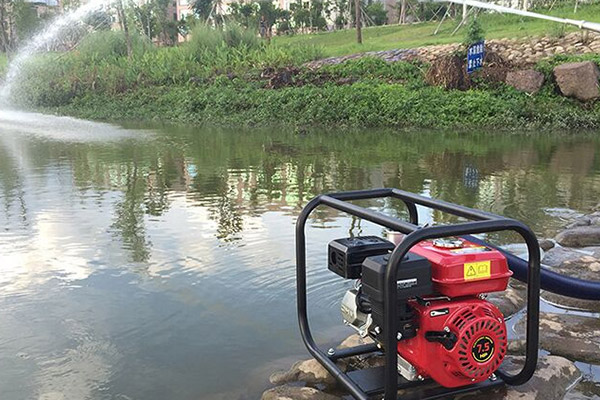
[564,211,600,229]
[538,239,555,251]
[563,378,600,399]
[543,290,600,314]
[555,226,600,247]
[545,253,600,281]
[261,386,341,400]
[513,312,600,363]
[269,358,343,389]
[505,69,545,94]
[543,207,585,222]
[541,249,600,311]
[542,245,600,267]
[402,356,580,400]
[338,334,385,369]
[487,279,527,317]
[265,356,580,400]
[496,355,581,400]
[338,334,374,349]
[553,61,600,101]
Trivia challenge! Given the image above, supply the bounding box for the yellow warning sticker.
[464,260,491,280]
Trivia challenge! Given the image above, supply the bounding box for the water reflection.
[1,115,600,399]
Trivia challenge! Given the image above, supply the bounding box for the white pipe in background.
[428,0,600,33]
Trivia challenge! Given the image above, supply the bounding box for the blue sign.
[467,40,485,74]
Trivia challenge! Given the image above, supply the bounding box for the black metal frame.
[296,188,541,400]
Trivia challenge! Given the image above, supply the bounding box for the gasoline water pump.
[334,236,509,387]
[296,189,541,400]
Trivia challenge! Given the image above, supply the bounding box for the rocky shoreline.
[263,208,600,399]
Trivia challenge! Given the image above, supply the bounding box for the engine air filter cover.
[410,238,512,297]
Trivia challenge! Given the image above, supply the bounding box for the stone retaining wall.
[305,32,600,68]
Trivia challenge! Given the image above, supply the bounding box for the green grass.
[273,2,600,57]
[47,77,600,130]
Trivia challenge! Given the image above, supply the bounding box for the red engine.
[398,238,511,387]
[397,298,507,387]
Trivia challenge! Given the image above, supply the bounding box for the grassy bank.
[273,2,600,57]
[40,55,600,131]
[11,14,600,131]
[51,79,599,130]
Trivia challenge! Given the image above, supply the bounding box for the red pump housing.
[396,238,511,388]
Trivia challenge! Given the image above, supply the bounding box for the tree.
[13,0,39,41]
[333,0,350,29]
[366,1,386,25]
[290,0,309,32]
[309,0,328,30]
[463,17,484,47]
[130,1,156,38]
[257,0,280,35]
[229,1,258,30]
[84,9,113,31]
[277,9,292,34]
[115,0,133,58]
[193,0,213,21]
[355,0,361,43]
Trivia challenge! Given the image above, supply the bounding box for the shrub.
[76,30,154,61]
[187,22,260,57]
[222,23,261,48]
[463,18,485,47]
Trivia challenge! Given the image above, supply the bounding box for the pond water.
[1,109,600,400]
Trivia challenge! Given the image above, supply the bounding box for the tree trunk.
[0,0,11,52]
[355,0,362,44]
[116,0,133,59]
[400,0,407,24]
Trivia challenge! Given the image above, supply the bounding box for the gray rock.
[338,334,373,349]
[567,216,592,229]
[543,207,585,223]
[543,247,600,274]
[338,334,384,369]
[261,385,341,400]
[449,356,580,400]
[554,61,600,101]
[542,245,600,267]
[266,351,580,400]
[540,250,600,311]
[514,313,600,363]
[539,239,555,251]
[505,69,545,94]
[500,355,581,400]
[542,247,600,308]
[565,211,600,229]
[556,226,600,247]
[542,290,600,313]
[487,279,527,317]
[563,378,600,399]
[269,358,344,389]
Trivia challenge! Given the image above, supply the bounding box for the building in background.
[24,0,59,18]
[175,0,193,21]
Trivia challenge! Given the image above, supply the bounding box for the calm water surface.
[1,109,600,400]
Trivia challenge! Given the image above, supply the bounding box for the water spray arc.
[0,0,111,102]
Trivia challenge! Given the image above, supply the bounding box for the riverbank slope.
[10,5,600,130]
